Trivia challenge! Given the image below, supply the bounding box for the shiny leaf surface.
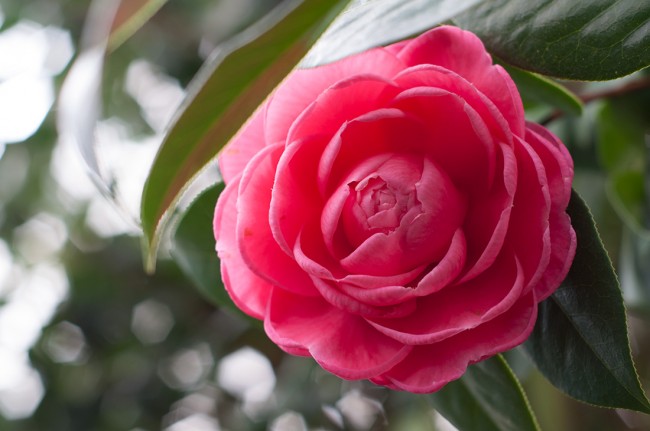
[525,190,650,413]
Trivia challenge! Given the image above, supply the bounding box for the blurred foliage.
[0,0,649,430]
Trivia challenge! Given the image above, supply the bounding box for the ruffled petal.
[507,137,552,292]
[524,124,576,299]
[376,291,537,393]
[368,250,524,345]
[214,176,272,318]
[396,25,525,137]
[237,143,318,297]
[460,142,517,282]
[266,48,405,144]
[287,75,401,144]
[264,288,412,380]
[270,134,328,255]
[394,64,511,146]
[390,88,497,192]
[294,228,417,319]
[336,229,466,307]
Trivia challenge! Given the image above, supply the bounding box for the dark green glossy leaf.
[302,0,484,67]
[141,0,351,271]
[456,0,650,80]
[502,64,583,116]
[524,190,650,413]
[108,0,168,51]
[430,355,539,431]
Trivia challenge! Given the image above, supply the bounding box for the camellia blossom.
[213,25,576,393]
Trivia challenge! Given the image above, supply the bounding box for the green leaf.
[524,190,650,413]
[171,184,228,307]
[456,0,650,80]
[171,184,261,325]
[502,64,583,116]
[430,355,539,431]
[141,0,351,271]
[302,0,484,67]
[108,0,168,51]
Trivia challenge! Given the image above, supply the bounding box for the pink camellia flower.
[214,25,576,393]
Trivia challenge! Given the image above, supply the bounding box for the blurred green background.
[0,0,649,430]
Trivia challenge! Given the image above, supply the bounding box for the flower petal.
[507,137,552,292]
[336,229,466,307]
[397,26,525,137]
[318,109,422,193]
[390,88,497,192]
[293,227,417,319]
[270,134,328,255]
[266,48,405,145]
[264,288,412,380]
[375,291,537,393]
[214,176,272,319]
[524,124,576,299]
[287,75,401,144]
[460,142,517,282]
[368,249,524,345]
[394,64,511,146]
[237,143,318,297]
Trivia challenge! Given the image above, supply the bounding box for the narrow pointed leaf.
[141,0,351,270]
[108,0,168,51]
[524,190,650,413]
[456,0,650,80]
[302,0,484,67]
[430,355,539,431]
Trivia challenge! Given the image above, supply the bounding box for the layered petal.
[335,229,466,307]
[368,249,524,345]
[394,64,511,146]
[265,288,413,379]
[294,226,417,319]
[396,26,525,137]
[270,134,328,255]
[237,143,318,297]
[266,48,405,145]
[376,291,537,393]
[524,124,576,299]
[287,75,401,144]
[390,88,498,192]
[460,143,517,282]
[507,137,552,292]
[214,176,272,319]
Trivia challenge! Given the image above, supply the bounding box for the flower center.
[340,154,425,247]
[354,176,418,234]
[332,152,467,268]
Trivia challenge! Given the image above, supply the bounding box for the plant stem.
[540,75,650,125]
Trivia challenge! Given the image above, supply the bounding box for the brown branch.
[539,75,650,126]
